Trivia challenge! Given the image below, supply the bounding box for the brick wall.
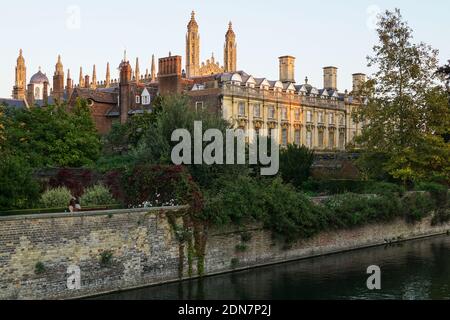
[0,207,449,300]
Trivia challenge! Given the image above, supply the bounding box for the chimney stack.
[323,66,338,91]
[279,56,296,83]
[352,73,366,94]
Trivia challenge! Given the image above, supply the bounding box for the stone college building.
[4,11,366,150]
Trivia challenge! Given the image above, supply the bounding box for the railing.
[220,84,347,109]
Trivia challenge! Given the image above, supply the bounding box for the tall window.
[35,87,40,99]
[339,132,345,149]
[294,129,301,146]
[238,102,246,116]
[329,113,334,125]
[268,106,276,119]
[195,101,204,112]
[281,107,288,120]
[306,111,313,123]
[318,112,324,124]
[339,115,345,126]
[136,95,141,104]
[329,132,335,149]
[318,131,324,148]
[281,128,288,146]
[306,131,312,148]
[294,109,300,121]
[254,104,261,118]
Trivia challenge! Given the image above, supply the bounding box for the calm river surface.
[95,235,450,300]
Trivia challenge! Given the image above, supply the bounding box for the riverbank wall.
[0,206,449,300]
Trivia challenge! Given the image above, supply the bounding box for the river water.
[95,235,450,300]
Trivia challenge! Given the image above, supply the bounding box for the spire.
[123,50,127,62]
[67,69,71,80]
[92,65,97,89]
[54,54,64,76]
[188,10,198,29]
[105,62,111,88]
[186,11,200,77]
[151,54,156,81]
[224,21,237,73]
[135,57,140,83]
[79,67,85,87]
[13,49,26,100]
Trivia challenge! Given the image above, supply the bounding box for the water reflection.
[94,235,450,300]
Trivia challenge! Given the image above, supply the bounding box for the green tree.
[104,95,164,153]
[0,153,40,210]
[354,9,450,184]
[279,144,314,189]
[2,99,101,168]
[135,95,249,190]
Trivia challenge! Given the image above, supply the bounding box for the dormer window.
[142,95,150,105]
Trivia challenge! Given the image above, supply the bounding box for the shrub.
[323,193,401,229]
[40,187,73,209]
[48,168,95,198]
[363,181,406,196]
[262,179,326,243]
[34,262,46,275]
[401,192,435,223]
[121,165,203,213]
[302,179,368,195]
[80,184,116,207]
[415,182,448,208]
[99,250,113,267]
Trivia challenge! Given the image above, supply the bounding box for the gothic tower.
[91,65,97,89]
[66,69,73,99]
[13,49,27,100]
[52,55,65,102]
[79,67,85,87]
[151,54,156,82]
[135,57,140,84]
[186,11,200,78]
[119,51,132,124]
[224,22,237,73]
[105,62,111,88]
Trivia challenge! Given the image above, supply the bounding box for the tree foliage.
[1,99,101,168]
[354,9,450,184]
[279,144,314,189]
[0,153,40,210]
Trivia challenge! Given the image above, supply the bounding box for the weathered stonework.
[0,207,449,300]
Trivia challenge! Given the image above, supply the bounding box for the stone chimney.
[158,55,183,95]
[323,66,338,91]
[43,82,49,106]
[352,73,366,94]
[279,56,296,83]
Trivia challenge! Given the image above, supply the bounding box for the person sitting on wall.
[69,198,76,213]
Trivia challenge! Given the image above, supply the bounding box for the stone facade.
[6,11,366,146]
[0,207,449,300]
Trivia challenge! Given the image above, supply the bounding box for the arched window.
[35,87,40,99]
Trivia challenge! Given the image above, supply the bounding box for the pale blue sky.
[1,0,450,98]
